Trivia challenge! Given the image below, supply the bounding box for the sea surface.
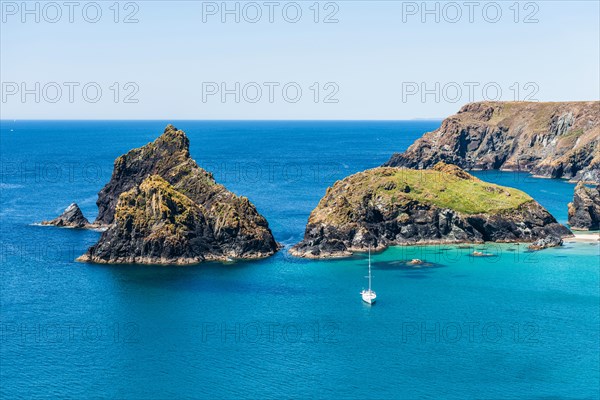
[1,120,598,399]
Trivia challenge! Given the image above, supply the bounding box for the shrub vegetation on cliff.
[293,162,571,258]
[313,163,531,226]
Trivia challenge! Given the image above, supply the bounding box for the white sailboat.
[361,247,376,305]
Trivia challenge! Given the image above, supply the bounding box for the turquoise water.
[1,121,598,399]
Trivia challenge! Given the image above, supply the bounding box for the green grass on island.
[319,163,533,216]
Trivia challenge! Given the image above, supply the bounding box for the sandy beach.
[564,232,600,243]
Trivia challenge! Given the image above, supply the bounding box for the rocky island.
[41,203,91,228]
[568,183,600,230]
[291,162,572,258]
[77,124,279,264]
[385,101,600,183]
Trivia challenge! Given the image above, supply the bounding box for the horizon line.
[0,118,445,122]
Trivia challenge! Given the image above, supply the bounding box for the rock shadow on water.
[400,273,431,279]
[97,259,310,297]
[371,259,446,273]
[326,253,370,265]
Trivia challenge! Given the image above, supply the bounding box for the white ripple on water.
[0,183,24,189]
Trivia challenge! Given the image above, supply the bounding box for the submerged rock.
[41,203,90,228]
[568,183,600,230]
[384,101,600,183]
[80,125,279,264]
[291,163,572,258]
[527,236,563,250]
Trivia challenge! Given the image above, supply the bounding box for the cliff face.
[80,175,276,264]
[568,183,600,230]
[41,203,90,228]
[385,102,600,183]
[82,125,279,264]
[96,124,199,225]
[291,163,572,258]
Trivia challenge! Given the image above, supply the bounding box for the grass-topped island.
[291,162,572,258]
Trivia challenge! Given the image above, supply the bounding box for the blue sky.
[1,1,599,119]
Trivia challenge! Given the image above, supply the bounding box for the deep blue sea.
[1,121,598,399]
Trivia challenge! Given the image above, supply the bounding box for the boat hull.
[361,290,377,305]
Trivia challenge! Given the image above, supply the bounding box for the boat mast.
[368,246,372,291]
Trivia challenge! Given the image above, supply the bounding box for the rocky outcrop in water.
[41,203,91,228]
[385,101,600,183]
[291,163,572,258]
[79,175,277,264]
[527,236,563,250]
[568,183,600,230]
[79,125,279,264]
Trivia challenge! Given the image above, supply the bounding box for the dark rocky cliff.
[568,183,600,230]
[291,163,572,258]
[80,125,279,264]
[385,102,600,183]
